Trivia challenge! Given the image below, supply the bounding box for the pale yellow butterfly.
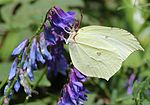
[67,26,144,80]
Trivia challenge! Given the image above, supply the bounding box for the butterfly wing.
[69,26,144,80]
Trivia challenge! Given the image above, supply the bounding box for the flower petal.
[30,38,37,69]
[27,59,34,81]
[44,24,56,45]
[36,43,45,64]
[40,32,52,60]
[21,47,27,63]
[12,39,29,56]
[8,58,18,80]
[14,80,20,92]
[49,6,76,31]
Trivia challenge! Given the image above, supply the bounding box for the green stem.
[0,72,19,105]
[35,8,51,36]
[33,69,47,90]
[24,68,47,105]
[27,8,52,53]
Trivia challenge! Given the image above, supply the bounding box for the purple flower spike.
[14,80,20,92]
[12,39,29,56]
[8,58,18,80]
[36,43,45,64]
[40,32,52,60]
[58,68,88,105]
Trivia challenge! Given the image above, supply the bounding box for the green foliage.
[0,62,11,81]
[0,0,150,105]
[31,69,51,87]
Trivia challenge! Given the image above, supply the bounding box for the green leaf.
[11,4,33,29]
[1,0,51,29]
[0,0,18,5]
[141,99,150,105]
[84,93,98,105]
[122,0,146,34]
[81,14,100,25]
[11,0,51,29]
[139,26,150,48]
[0,28,32,61]
[116,95,133,102]
[0,62,12,81]
[49,0,84,10]
[1,3,17,23]
[0,24,8,35]
[123,51,143,68]
[143,43,150,62]
[139,70,150,78]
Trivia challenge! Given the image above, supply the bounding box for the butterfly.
[66,26,144,80]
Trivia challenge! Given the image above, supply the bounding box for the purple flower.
[47,42,68,75]
[23,56,34,81]
[3,82,12,104]
[44,24,56,45]
[4,83,12,98]
[23,58,28,70]
[12,39,29,56]
[147,90,150,96]
[127,73,136,94]
[36,43,45,64]
[58,86,74,105]
[8,58,18,80]
[4,6,80,105]
[30,38,37,69]
[14,80,20,92]
[49,6,76,31]
[58,68,88,105]
[27,59,34,81]
[19,69,32,95]
[21,47,27,63]
[40,32,52,60]
[46,6,77,77]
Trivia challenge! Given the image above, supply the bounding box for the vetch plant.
[0,5,144,105]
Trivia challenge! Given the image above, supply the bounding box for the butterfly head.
[66,30,77,44]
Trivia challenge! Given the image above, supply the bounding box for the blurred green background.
[0,0,150,105]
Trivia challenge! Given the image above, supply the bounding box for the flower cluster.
[58,68,89,105]
[2,6,88,105]
[3,6,89,105]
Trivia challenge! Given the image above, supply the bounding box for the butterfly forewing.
[69,26,144,80]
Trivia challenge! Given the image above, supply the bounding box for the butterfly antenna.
[75,9,83,31]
